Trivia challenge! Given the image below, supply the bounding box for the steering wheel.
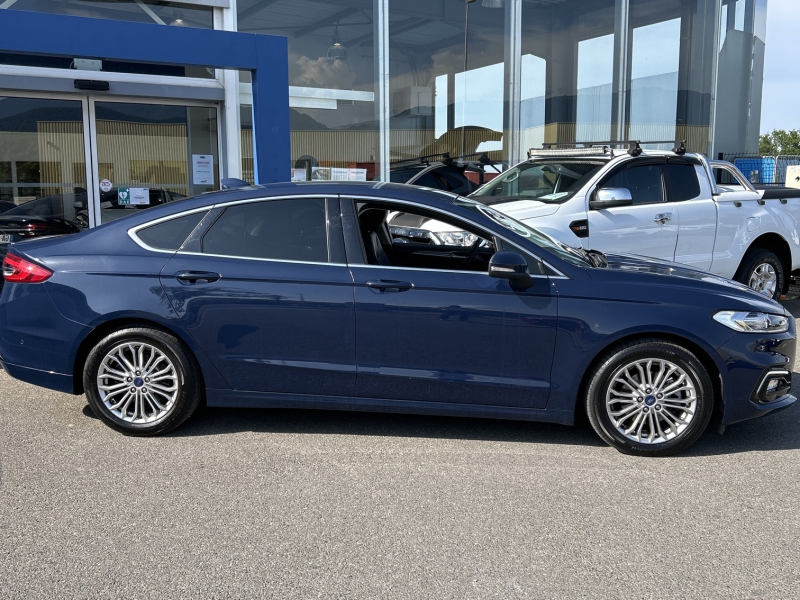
[462,237,484,269]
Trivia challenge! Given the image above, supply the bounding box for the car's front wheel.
[84,327,202,435]
[585,340,714,456]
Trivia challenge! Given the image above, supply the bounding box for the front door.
[345,199,558,409]
[588,161,680,262]
[0,93,220,239]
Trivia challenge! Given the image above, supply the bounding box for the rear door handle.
[653,212,672,225]
[365,280,414,292]
[175,270,221,284]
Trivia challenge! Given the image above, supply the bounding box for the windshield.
[472,160,605,205]
[454,198,590,268]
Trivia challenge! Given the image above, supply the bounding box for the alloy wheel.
[748,262,778,298]
[96,342,179,424]
[605,358,697,444]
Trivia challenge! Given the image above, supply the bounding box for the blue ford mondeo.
[0,182,795,456]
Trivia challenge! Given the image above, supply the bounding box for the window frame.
[129,195,346,265]
[340,196,555,278]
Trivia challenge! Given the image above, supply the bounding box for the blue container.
[734,157,776,184]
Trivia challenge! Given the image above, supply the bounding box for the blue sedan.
[0,182,795,456]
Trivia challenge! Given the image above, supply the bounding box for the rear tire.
[585,339,714,457]
[83,327,202,436]
[734,248,784,301]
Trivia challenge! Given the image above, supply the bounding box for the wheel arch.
[71,317,205,395]
[575,331,724,422]
[741,232,793,294]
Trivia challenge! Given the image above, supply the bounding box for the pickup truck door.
[670,162,717,271]
[588,161,679,261]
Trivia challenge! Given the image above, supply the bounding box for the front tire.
[84,327,202,436]
[585,340,714,456]
[734,248,784,301]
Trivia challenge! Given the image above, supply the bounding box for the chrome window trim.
[127,206,212,254]
[346,194,570,279]
[175,250,345,268]
[350,263,551,279]
[127,192,571,278]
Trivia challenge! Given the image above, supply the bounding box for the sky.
[760,0,800,133]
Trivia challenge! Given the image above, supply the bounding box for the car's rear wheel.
[84,327,202,435]
[734,248,784,301]
[585,340,714,456]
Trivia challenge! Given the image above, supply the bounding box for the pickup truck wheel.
[734,249,784,301]
[585,340,714,457]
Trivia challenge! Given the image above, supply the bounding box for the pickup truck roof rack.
[531,140,686,159]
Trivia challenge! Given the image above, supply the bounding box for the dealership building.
[0,0,767,226]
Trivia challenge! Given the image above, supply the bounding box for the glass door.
[87,100,220,226]
[0,95,90,256]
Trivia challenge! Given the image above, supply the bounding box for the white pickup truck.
[462,143,800,300]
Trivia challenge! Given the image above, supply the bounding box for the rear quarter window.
[135,211,206,251]
[663,163,701,201]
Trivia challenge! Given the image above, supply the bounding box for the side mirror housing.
[589,187,633,210]
[489,251,534,289]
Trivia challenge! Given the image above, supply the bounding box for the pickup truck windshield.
[472,160,605,205]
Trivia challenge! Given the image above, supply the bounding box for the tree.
[759,129,800,155]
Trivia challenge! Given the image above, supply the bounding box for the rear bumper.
[0,358,74,393]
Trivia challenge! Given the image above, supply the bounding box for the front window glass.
[601,164,664,205]
[472,161,604,205]
[202,199,328,263]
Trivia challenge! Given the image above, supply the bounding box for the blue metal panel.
[0,10,290,182]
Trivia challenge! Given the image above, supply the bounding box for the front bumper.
[716,327,797,426]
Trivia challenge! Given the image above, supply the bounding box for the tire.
[585,339,714,457]
[734,248,784,301]
[83,327,202,436]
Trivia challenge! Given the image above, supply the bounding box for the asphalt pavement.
[1,308,800,598]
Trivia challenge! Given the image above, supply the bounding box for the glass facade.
[0,0,771,188]
[237,0,380,181]
[6,0,212,28]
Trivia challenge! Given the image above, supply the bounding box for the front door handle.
[653,212,673,225]
[175,270,221,284]
[365,279,414,292]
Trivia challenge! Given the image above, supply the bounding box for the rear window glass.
[202,198,328,262]
[663,163,701,201]
[136,211,206,251]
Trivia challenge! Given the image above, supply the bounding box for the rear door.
[159,196,357,396]
[669,161,717,271]
[588,160,680,261]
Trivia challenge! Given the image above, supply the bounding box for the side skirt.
[206,389,574,426]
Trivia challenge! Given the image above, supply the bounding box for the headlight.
[431,231,479,246]
[712,311,790,333]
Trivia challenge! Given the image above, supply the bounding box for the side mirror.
[589,187,633,210]
[489,251,534,289]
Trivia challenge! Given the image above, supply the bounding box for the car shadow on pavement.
[82,401,800,456]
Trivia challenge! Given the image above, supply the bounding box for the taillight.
[2,252,53,283]
[17,222,59,238]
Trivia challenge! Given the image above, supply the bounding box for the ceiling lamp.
[482,0,504,7]
[326,25,348,61]
[169,12,188,26]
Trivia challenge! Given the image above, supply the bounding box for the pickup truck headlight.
[389,225,478,247]
[712,310,789,333]
[432,231,479,246]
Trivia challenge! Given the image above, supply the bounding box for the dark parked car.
[0,182,795,456]
[387,162,479,195]
[0,188,186,259]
